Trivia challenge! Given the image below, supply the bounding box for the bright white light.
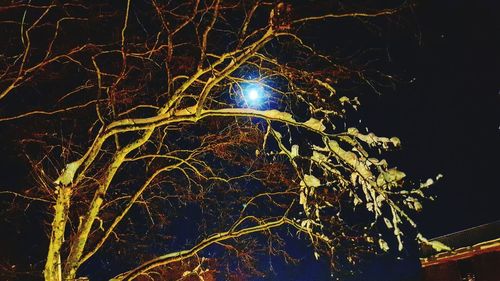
[241,83,265,107]
[248,89,260,100]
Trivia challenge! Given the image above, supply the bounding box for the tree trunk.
[44,187,72,281]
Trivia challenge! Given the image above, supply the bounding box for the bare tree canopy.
[0,1,443,280]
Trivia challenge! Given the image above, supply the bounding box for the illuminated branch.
[80,154,197,264]
[111,216,290,281]
[292,9,400,25]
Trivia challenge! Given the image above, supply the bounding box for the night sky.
[359,1,499,279]
[0,0,498,280]
[363,0,499,237]
[356,1,500,280]
[267,0,500,280]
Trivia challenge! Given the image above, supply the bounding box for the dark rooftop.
[421,220,500,258]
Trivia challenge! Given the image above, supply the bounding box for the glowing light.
[248,89,260,100]
[242,84,264,106]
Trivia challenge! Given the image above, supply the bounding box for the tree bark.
[44,187,72,281]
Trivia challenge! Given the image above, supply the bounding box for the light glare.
[241,83,265,107]
[248,89,259,100]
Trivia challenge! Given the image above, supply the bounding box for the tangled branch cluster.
[0,1,441,280]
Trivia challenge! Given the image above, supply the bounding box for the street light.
[247,88,260,101]
[242,84,264,106]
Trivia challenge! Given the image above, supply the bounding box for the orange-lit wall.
[421,251,500,281]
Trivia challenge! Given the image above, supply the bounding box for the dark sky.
[363,0,499,279]
[270,0,499,280]
[363,0,499,237]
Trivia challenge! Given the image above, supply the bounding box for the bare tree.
[0,1,445,280]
